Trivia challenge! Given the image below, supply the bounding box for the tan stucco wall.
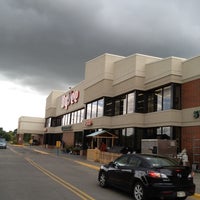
[145,57,184,89]
[84,79,114,103]
[113,54,161,86]
[17,116,45,134]
[84,53,124,87]
[182,55,200,82]
[45,90,65,118]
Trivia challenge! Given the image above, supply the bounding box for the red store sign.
[85,119,93,126]
[61,90,80,109]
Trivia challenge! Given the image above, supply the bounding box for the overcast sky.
[1,0,200,131]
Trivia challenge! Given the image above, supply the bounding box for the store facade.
[39,53,200,164]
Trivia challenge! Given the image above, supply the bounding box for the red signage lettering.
[85,119,93,126]
[61,90,80,109]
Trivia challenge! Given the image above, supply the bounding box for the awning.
[87,130,118,149]
[86,130,118,138]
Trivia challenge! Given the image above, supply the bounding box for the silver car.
[0,138,7,149]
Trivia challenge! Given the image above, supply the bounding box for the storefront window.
[65,115,68,125]
[62,115,65,126]
[145,84,177,113]
[126,128,134,147]
[135,91,145,113]
[71,112,75,124]
[80,109,84,122]
[46,118,51,127]
[121,129,126,145]
[173,84,181,110]
[115,100,121,115]
[91,101,97,118]
[147,93,154,112]
[97,99,104,117]
[74,112,77,124]
[76,110,80,123]
[67,113,70,125]
[163,86,171,110]
[162,126,171,139]
[74,132,83,147]
[104,97,113,116]
[61,109,84,125]
[86,98,104,119]
[123,98,127,115]
[127,92,135,113]
[109,126,180,154]
[114,95,126,116]
[155,88,162,111]
[86,103,92,119]
[119,128,135,148]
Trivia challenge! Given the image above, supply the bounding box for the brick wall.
[182,79,200,109]
[62,132,74,147]
[182,126,200,164]
[181,79,200,164]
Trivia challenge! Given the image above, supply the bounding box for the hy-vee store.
[17,52,200,165]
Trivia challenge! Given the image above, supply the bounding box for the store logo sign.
[61,125,72,131]
[193,110,200,119]
[61,90,80,109]
[85,119,93,126]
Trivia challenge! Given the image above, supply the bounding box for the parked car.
[98,153,195,200]
[0,138,7,149]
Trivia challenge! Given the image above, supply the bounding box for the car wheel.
[133,182,146,200]
[176,197,187,200]
[99,172,107,187]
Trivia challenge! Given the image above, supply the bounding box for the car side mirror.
[110,162,119,168]
[109,161,115,167]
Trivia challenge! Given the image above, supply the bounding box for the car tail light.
[148,170,168,179]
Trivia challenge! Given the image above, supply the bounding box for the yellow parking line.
[33,149,49,155]
[194,193,200,199]
[74,161,100,171]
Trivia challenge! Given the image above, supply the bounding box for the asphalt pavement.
[23,145,200,199]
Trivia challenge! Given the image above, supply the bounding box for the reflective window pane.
[97,99,104,117]
[155,89,162,111]
[127,92,135,113]
[86,103,92,119]
[163,86,171,110]
[92,101,97,118]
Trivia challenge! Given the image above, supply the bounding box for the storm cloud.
[1,0,200,94]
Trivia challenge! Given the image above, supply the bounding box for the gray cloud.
[0,0,200,95]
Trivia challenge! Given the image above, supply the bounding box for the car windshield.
[145,156,178,167]
[0,138,6,142]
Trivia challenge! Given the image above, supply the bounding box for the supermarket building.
[17,53,200,164]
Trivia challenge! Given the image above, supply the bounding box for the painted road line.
[74,161,100,171]
[194,193,200,199]
[33,149,49,155]
[25,157,95,200]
